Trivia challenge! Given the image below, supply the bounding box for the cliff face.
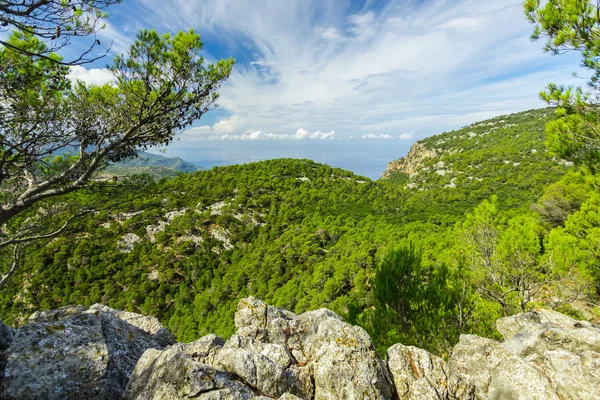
[383,142,436,178]
[2,298,599,399]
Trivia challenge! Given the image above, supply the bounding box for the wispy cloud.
[78,0,583,141]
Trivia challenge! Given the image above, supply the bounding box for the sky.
[63,0,583,148]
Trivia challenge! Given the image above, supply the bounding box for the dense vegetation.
[2,109,598,356]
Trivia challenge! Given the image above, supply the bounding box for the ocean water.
[160,140,412,180]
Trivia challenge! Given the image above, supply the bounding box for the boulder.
[496,308,594,341]
[0,319,13,350]
[448,334,561,400]
[2,305,165,400]
[499,310,600,399]
[125,297,394,400]
[123,347,258,400]
[88,304,175,347]
[387,344,475,399]
[229,297,395,400]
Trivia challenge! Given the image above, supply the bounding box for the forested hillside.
[1,109,598,356]
[102,151,202,179]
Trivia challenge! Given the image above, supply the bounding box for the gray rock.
[227,297,394,400]
[278,394,304,400]
[448,334,561,400]
[170,334,225,365]
[123,347,257,400]
[2,304,164,400]
[27,304,86,324]
[496,309,592,341]
[499,310,600,400]
[87,304,175,347]
[387,344,476,400]
[5,300,600,400]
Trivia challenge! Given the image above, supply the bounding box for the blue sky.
[64,0,582,145]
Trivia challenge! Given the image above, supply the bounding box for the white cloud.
[178,125,216,141]
[180,126,336,141]
[68,66,115,86]
[398,132,414,140]
[362,133,393,139]
[106,0,583,141]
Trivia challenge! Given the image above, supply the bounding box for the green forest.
[2,108,598,356]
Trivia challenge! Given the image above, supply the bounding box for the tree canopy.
[0,5,234,286]
[525,0,600,173]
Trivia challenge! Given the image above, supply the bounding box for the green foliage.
[525,0,600,172]
[0,26,234,267]
[364,245,467,356]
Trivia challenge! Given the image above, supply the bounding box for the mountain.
[102,151,202,178]
[2,108,597,357]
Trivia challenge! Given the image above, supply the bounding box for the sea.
[159,140,413,180]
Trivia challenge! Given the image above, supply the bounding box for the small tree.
[366,244,466,355]
[460,198,558,315]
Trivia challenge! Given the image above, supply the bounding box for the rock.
[448,334,561,400]
[128,297,394,400]
[228,297,395,400]
[0,319,13,395]
[279,394,304,400]
[3,300,600,400]
[382,142,436,178]
[123,347,257,400]
[27,304,86,323]
[2,305,164,400]
[387,344,475,400]
[498,310,600,399]
[87,304,175,347]
[496,308,592,341]
[170,334,225,365]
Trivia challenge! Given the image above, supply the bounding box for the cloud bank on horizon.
[72,0,582,142]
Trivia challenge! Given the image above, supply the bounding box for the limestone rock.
[87,304,175,347]
[387,344,448,399]
[123,347,257,400]
[2,304,164,400]
[382,142,436,178]
[170,334,225,365]
[448,334,560,400]
[496,308,592,341]
[228,297,395,400]
[499,310,600,399]
[27,304,86,323]
[3,300,600,400]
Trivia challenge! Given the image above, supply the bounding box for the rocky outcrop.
[125,297,394,400]
[2,304,169,400]
[1,300,599,399]
[382,142,436,178]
